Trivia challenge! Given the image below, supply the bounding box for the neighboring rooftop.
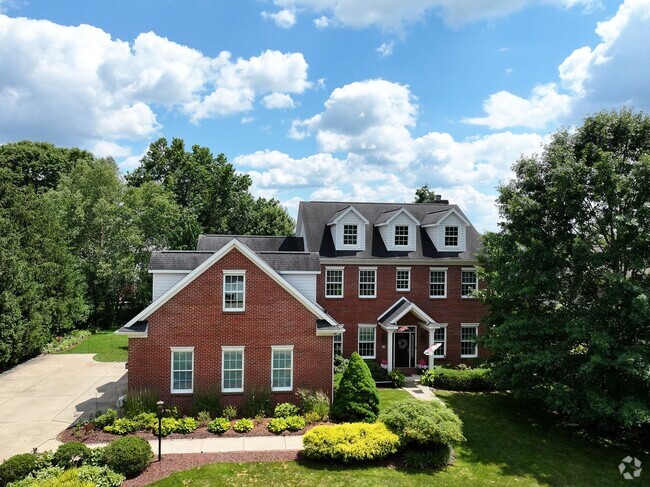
[197,235,304,252]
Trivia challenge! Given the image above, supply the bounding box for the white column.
[387,329,394,372]
[428,327,435,370]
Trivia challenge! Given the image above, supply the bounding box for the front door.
[394,327,416,368]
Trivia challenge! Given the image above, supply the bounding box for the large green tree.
[479,108,650,432]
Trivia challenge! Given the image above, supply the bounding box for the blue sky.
[1,0,648,230]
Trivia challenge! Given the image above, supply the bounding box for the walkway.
[402,374,439,401]
[0,354,127,460]
[88,435,304,453]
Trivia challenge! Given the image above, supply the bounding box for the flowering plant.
[416,359,428,373]
[380,359,388,370]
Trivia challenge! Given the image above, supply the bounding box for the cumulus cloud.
[262,8,297,28]
[262,92,296,109]
[313,15,330,29]
[376,41,395,57]
[0,15,310,148]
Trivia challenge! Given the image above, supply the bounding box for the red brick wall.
[128,248,333,413]
[318,264,487,367]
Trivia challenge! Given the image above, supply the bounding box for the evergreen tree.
[331,352,380,423]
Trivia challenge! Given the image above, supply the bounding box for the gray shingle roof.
[298,201,482,260]
[374,208,402,225]
[197,235,304,252]
[377,298,411,325]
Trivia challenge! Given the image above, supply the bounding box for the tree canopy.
[479,108,650,432]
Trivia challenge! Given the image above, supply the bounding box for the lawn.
[57,330,128,362]
[150,389,648,486]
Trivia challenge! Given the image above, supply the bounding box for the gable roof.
[421,208,470,227]
[326,205,370,226]
[377,297,438,329]
[374,207,420,227]
[122,239,339,331]
[297,201,482,260]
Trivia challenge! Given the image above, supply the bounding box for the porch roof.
[377,297,439,330]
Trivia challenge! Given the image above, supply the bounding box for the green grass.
[378,388,412,411]
[150,390,648,487]
[57,330,128,362]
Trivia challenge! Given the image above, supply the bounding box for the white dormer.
[327,206,369,251]
[374,208,419,252]
[422,208,470,252]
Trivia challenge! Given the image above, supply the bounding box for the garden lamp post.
[156,400,164,461]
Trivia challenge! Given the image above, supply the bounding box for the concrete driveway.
[0,354,127,460]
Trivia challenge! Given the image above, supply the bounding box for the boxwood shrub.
[102,436,152,478]
[420,367,494,391]
[53,442,91,469]
[0,453,37,487]
[302,423,400,462]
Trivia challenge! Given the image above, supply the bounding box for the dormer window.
[343,225,358,245]
[394,225,409,246]
[444,226,459,247]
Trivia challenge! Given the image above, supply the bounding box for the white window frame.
[444,226,459,247]
[461,267,478,298]
[396,267,411,292]
[460,324,479,358]
[342,224,358,246]
[433,325,447,358]
[271,345,294,392]
[325,266,344,298]
[223,270,246,312]
[429,267,448,299]
[358,324,376,359]
[358,267,377,298]
[170,347,194,394]
[394,225,409,247]
[221,346,245,393]
[333,333,343,357]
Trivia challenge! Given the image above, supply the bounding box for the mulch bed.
[122,451,301,487]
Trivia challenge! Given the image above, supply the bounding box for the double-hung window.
[429,268,447,298]
[271,346,293,391]
[343,224,358,245]
[445,226,459,247]
[222,346,244,392]
[396,267,411,292]
[223,271,245,311]
[461,268,478,298]
[333,333,343,357]
[358,325,376,359]
[394,225,409,246]
[461,325,478,358]
[171,347,194,394]
[358,268,377,298]
[433,327,446,357]
[325,267,344,298]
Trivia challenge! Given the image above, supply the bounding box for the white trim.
[358,324,377,359]
[374,207,420,227]
[421,208,471,228]
[170,347,194,394]
[223,271,246,312]
[358,267,377,299]
[432,324,447,359]
[123,238,340,329]
[429,268,448,299]
[278,271,321,275]
[319,258,478,266]
[393,224,410,248]
[221,346,245,393]
[378,297,437,326]
[327,206,370,226]
[461,268,479,299]
[395,267,411,292]
[271,345,294,392]
[325,267,344,299]
[148,269,192,274]
[460,324,479,358]
[341,223,360,248]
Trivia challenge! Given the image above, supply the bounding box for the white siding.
[332,210,366,251]
[425,213,467,252]
[379,212,418,251]
[152,272,188,301]
[281,273,317,303]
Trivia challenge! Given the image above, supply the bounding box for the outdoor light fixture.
[156,400,164,461]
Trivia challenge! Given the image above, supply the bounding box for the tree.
[479,108,650,432]
[414,184,437,203]
[331,352,380,423]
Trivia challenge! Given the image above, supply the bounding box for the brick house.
[118,199,485,408]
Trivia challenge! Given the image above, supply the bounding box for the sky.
[1,0,649,231]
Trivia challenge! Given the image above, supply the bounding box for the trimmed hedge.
[0,453,37,487]
[420,367,494,391]
[53,442,91,469]
[102,436,152,478]
[303,423,400,462]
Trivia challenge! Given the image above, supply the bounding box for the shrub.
[331,352,380,423]
[420,368,494,391]
[102,436,152,478]
[123,389,159,417]
[222,405,237,421]
[75,465,125,487]
[191,387,221,418]
[26,468,94,487]
[86,447,106,467]
[267,417,288,434]
[379,400,465,447]
[388,369,406,388]
[154,417,180,436]
[242,386,272,418]
[176,417,198,434]
[274,403,299,418]
[196,411,211,428]
[233,418,254,433]
[303,423,400,462]
[0,453,37,487]
[53,442,91,469]
[364,359,388,381]
[207,417,231,435]
[333,355,348,375]
[303,411,322,425]
[403,444,453,469]
[285,415,306,432]
[103,418,138,435]
[93,409,118,429]
[296,389,329,421]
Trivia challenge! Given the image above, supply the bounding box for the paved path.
[88,435,304,454]
[0,354,127,460]
[402,375,439,401]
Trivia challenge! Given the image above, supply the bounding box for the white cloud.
[262,8,297,28]
[376,41,395,57]
[0,15,310,147]
[263,92,295,109]
[313,15,330,29]
[91,140,133,159]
